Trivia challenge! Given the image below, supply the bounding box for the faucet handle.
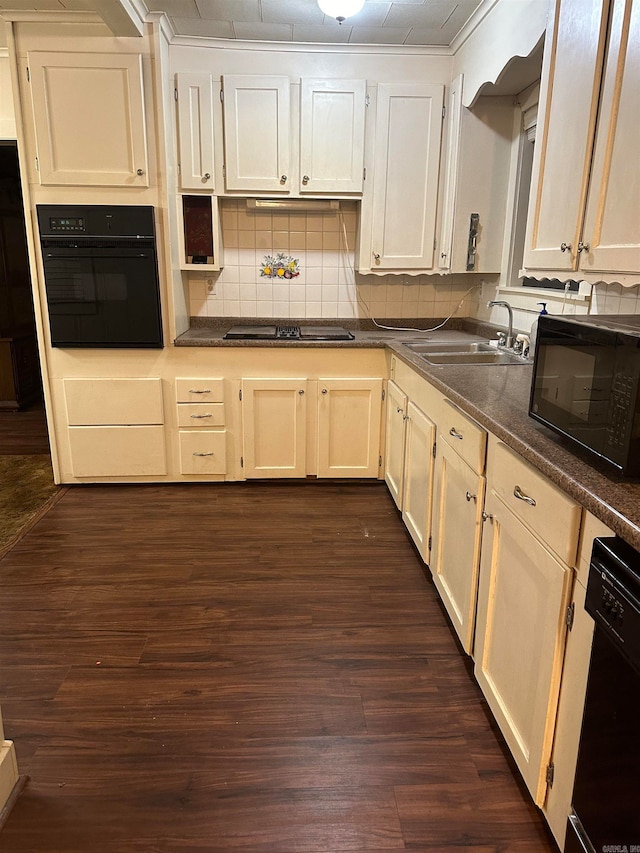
[496,331,507,347]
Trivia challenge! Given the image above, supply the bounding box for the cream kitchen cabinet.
[221,75,366,196]
[176,377,226,476]
[383,379,436,562]
[317,378,382,478]
[430,404,486,653]
[63,378,165,478]
[241,378,308,478]
[437,81,514,274]
[27,51,149,187]
[175,73,215,191]
[523,0,640,277]
[474,437,582,807]
[358,83,444,272]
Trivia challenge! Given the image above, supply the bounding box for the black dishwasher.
[566,536,640,853]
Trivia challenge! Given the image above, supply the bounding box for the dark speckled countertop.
[176,318,640,552]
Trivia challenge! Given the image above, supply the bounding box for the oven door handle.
[45,253,151,260]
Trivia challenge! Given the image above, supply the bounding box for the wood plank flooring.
[0,402,50,455]
[0,481,558,852]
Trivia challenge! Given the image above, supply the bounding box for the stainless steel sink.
[403,339,529,365]
[404,341,495,354]
[422,350,528,366]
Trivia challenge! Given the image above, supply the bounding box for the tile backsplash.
[188,199,483,322]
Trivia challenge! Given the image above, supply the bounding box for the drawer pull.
[190,413,213,419]
[513,485,536,506]
[189,389,211,394]
[193,451,215,457]
[449,427,463,440]
[465,491,477,503]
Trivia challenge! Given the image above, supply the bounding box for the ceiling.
[142,0,485,46]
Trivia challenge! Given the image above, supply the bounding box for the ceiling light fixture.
[317,0,365,24]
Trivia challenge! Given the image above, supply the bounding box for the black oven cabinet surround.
[37,205,163,349]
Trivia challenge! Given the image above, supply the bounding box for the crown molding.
[168,33,452,56]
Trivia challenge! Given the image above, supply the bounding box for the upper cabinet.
[299,78,366,194]
[175,73,215,191]
[523,0,640,277]
[221,74,366,196]
[222,74,291,193]
[359,83,444,272]
[28,52,149,187]
[438,77,514,274]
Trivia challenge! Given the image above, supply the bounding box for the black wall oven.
[38,205,163,348]
[566,537,640,853]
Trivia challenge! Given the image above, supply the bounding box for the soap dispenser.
[529,302,548,359]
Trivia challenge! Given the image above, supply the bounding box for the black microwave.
[529,314,640,476]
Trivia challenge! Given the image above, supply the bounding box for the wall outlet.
[206,278,215,294]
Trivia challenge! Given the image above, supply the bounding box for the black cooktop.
[224,325,354,341]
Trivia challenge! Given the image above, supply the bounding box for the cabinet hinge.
[546,762,555,788]
[222,164,226,178]
[428,535,432,552]
[240,456,244,468]
[34,156,39,173]
[239,389,242,401]
[174,87,178,101]
[220,89,224,102]
[381,388,385,401]
[365,93,370,107]
[566,602,575,632]
[442,104,446,119]
[432,441,437,459]
[379,455,382,468]
[26,66,30,82]
[363,166,367,181]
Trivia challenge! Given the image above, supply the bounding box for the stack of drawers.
[176,378,226,475]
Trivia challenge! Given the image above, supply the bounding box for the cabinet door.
[68,426,166,477]
[474,490,574,806]
[299,78,366,194]
[28,51,148,187]
[522,0,609,271]
[383,380,408,508]
[580,0,640,275]
[430,438,485,653]
[317,378,382,478]
[222,75,290,192]
[242,379,307,478]
[438,74,464,271]
[369,83,444,270]
[176,73,215,191]
[401,401,436,563]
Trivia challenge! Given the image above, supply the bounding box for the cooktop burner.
[224,325,354,341]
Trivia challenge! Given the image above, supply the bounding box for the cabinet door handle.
[577,241,590,253]
[193,451,215,457]
[397,406,403,414]
[299,389,305,395]
[449,427,463,440]
[280,174,287,183]
[203,172,211,181]
[560,242,571,253]
[136,168,144,176]
[189,389,211,394]
[190,413,213,419]
[482,511,493,521]
[302,175,310,185]
[373,253,381,262]
[513,485,536,506]
[322,388,328,394]
[465,491,477,503]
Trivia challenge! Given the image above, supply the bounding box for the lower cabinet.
[241,379,308,478]
[430,431,486,654]
[241,377,382,479]
[176,377,227,477]
[64,378,166,479]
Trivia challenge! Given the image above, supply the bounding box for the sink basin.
[422,350,528,366]
[404,341,495,354]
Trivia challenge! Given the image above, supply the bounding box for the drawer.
[64,378,163,425]
[179,430,226,475]
[177,403,225,428]
[439,399,487,474]
[68,426,166,477]
[175,378,224,403]
[489,438,582,566]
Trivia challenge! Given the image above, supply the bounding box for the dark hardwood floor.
[0,401,50,455]
[0,481,558,852]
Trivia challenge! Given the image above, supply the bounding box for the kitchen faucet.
[488,300,514,348]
